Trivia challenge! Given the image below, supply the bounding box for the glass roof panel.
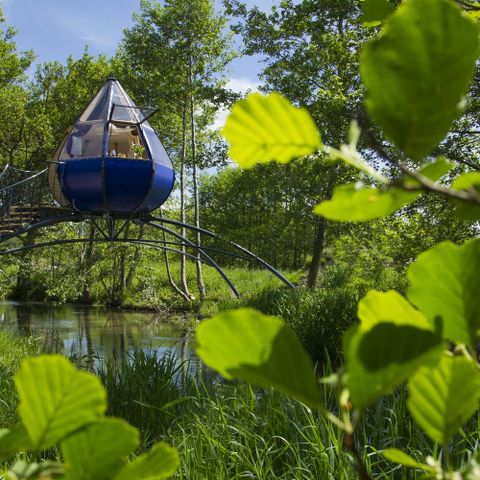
[79,83,110,122]
[110,82,142,123]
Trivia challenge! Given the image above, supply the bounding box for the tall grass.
[170,381,353,480]
[0,331,40,427]
[96,350,193,447]
[223,287,358,365]
[94,349,480,479]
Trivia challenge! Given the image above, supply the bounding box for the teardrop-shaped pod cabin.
[48,78,175,214]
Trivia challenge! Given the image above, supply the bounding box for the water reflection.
[0,301,197,370]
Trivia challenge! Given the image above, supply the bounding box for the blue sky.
[0,0,277,91]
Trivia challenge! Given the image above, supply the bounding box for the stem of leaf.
[397,162,480,205]
[343,431,373,480]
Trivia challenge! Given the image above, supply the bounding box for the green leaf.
[62,419,140,480]
[452,172,480,191]
[415,157,453,182]
[361,0,395,25]
[451,172,480,219]
[408,354,480,444]
[314,157,453,222]
[358,290,432,331]
[196,308,321,408]
[14,355,106,449]
[345,291,443,408]
[383,448,435,472]
[407,239,480,345]
[0,423,33,459]
[361,0,479,160]
[222,92,322,168]
[114,443,179,480]
[314,183,418,222]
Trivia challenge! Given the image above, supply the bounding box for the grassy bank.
[0,331,40,426]
[5,259,296,314]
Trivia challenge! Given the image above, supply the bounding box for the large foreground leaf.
[407,240,480,345]
[222,93,321,168]
[62,419,140,480]
[408,354,480,444]
[361,0,479,160]
[196,309,321,408]
[114,443,179,480]
[345,291,443,408]
[15,355,106,449]
[361,0,395,25]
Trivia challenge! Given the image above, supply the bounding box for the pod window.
[59,122,104,160]
[108,123,148,159]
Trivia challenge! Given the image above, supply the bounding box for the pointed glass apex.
[78,79,155,124]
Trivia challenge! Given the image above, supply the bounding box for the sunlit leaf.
[361,0,479,160]
[451,172,480,219]
[407,240,480,345]
[114,443,179,480]
[345,292,443,408]
[314,183,418,221]
[408,354,480,444]
[196,309,321,408]
[452,172,480,191]
[62,419,140,480]
[222,92,322,168]
[315,158,454,222]
[383,448,435,472]
[358,290,432,331]
[15,355,106,449]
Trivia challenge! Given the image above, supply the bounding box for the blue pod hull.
[58,157,174,213]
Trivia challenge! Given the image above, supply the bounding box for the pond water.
[0,301,197,366]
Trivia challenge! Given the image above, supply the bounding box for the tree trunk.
[306,216,328,289]
[179,97,191,298]
[118,221,131,294]
[125,224,144,289]
[81,223,96,303]
[306,167,336,289]
[190,87,206,300]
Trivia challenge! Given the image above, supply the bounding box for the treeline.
[0,0,478,307]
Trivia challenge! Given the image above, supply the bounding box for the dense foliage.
[0,0,476,305]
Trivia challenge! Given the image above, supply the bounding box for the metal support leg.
[144,220,240,298]
[148,215,295,289]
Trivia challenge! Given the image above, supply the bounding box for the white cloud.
[49,5,119,50]
[211,77,261,131]
[226,77,261,94]
[80,34,118,48]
